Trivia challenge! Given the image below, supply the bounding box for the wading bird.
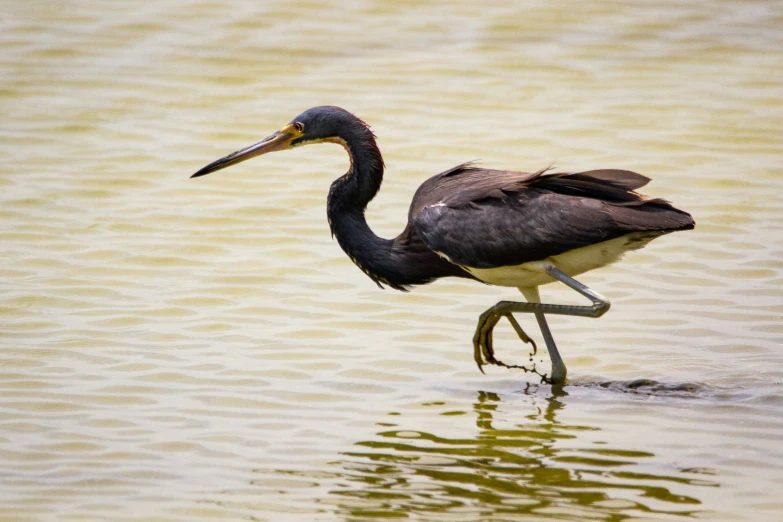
[192,106,694,384]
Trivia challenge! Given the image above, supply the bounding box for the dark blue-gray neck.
[326,128,399,288]
[323,113,468,290]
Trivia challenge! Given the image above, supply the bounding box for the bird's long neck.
[325,122,468,290]
[326,128,398,288]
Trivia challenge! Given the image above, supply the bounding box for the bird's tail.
[535,169,696,232]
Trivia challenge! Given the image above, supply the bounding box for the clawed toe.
[504,313,537,355]
[472,309,540,375]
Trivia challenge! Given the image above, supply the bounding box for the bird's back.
[410,163,694,270]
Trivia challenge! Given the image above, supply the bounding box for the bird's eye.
[293,122,304,132]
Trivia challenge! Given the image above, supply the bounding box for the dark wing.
[410,165,694,269]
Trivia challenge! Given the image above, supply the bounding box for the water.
[2,0,782,520]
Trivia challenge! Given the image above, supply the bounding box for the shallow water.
[2,0,783,520]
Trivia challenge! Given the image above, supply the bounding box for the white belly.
[464,232,661,288]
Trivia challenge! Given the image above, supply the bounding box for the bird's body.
[408,163,691,288]
[192,106,694,384]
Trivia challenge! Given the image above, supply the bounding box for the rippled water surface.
[2,1,783,520]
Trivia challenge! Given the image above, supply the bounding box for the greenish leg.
[472,265,610,385]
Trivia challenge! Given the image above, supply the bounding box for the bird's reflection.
[329,388,716,520]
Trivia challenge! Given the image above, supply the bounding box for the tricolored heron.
[192,106,694,385]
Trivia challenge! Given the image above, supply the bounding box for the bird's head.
[191,106,370,178]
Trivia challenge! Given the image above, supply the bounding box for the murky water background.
[2,0,782,520]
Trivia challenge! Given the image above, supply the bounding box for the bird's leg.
[473,264,610,384]
[534,314,565,384]
[522,287,567,385]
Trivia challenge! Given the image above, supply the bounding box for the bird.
[191,106,694,385]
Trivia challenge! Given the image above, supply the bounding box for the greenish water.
[1,1,782,520]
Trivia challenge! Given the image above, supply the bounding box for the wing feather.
[410,166,693,269]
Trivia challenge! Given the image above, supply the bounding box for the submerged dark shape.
[191,106,695,385]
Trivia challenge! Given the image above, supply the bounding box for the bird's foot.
[472,309,543,379]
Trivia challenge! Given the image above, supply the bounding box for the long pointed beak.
[191,130,294,178]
